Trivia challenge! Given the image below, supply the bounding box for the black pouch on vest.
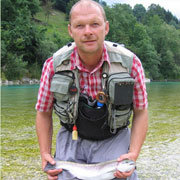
[108,72,134,105]
[76,96,119,141]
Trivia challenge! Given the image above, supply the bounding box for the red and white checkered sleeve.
[35,57,55,112]
[131,55,148,109]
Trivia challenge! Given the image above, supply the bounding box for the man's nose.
[84,25,93,36]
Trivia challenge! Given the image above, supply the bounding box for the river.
[1,82,180,180]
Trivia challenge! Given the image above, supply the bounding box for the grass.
[34,6,70,42]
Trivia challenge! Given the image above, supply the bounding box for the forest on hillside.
[1,0,180,80]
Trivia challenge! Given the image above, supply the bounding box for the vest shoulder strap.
[53,41,134,74]
[105,41,134,74]
[53,42,76,72]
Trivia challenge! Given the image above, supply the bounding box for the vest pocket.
[107,72,134,105]
[77,101,113,140]
[50,73,73,101]
[54,101,74,124]
[108,107,132,131]
[50,73,75,124]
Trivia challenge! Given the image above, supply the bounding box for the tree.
[44,0,54,23]
[66,0,79,20]
[130,23,160,79]
[133,4,146,23]
[27,0,41,17]
[147,4,166,20]
[146,15,180,79]
[1,0,45,80]
[145,3,180,29]
[100,1,107,7]
[105,4,136,45]
[54,0,70,12]
[4,54,27,80]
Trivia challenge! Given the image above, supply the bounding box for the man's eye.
[92,23,99,27]
[76,24,83,28]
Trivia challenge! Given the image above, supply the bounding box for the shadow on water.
[1,83,180,179]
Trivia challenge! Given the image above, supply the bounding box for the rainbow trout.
[44,159,135,180]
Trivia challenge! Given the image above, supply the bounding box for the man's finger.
[47,174,58,180]
[114,168,134,178]
[44,154,56,165]
[46,169,62,176]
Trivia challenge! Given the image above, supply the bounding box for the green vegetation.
[105,4,180,80]
[35,6,69,39]
[1,0,180,80]
[1,0,71,80]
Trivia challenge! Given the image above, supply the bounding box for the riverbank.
[1,78,151,85]
[145,78,151,83]
[2,78,180,86]
[0,78,40,86]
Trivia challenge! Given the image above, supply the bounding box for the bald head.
[69,0,107,23]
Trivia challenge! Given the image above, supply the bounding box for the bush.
[27,62,42,79]
[4,54,27,80]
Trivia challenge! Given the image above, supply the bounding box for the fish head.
[116,159,136,172]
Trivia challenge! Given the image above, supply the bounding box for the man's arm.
[36,111,62,179]
[114,108,148,178]
[129,108,148,160]
[36,110,53,168]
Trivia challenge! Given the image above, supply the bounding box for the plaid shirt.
[36,45,148,112]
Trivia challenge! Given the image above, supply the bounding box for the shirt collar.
[70,43,110,73]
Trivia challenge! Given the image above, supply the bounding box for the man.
[36,0,148,179]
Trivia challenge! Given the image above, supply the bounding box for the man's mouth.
[83,40,96,44]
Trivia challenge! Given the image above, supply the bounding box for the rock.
[1,78,40,85]
[14,80,21,85]
[22,77,31,84]
[145,78,151,83]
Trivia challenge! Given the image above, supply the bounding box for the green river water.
[1,82,180,180]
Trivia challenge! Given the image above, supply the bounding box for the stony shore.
[0,78,40,85]
[1,78,151,86]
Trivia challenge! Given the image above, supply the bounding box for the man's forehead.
[70,1,105,22]
[72,14,103,25]
[72,2,101,15]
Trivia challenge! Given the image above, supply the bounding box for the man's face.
[68,3,109,55]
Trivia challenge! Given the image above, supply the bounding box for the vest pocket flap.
[50,74,73,94]
[50,74,73,101]
[109,107,132,129]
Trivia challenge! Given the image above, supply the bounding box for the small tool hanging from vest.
[96,91,107,104]
[96,91,108,109]
[72,125,78,140]
[96,72,108,107]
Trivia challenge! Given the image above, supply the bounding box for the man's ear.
[68,24,73,38]
[105,21,109,36]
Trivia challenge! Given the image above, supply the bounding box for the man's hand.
[36,111,62,179]
[42,153,62,180]
[114,108,148,179]
[114,152,136,179]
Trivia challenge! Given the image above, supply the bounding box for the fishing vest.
[50,41,135,140]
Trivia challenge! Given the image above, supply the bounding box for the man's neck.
[78,50,103,72]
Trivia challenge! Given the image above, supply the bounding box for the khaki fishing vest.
[50,41,134,133]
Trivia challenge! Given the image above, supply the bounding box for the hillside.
[1,1,180,81]
[34,6,70,42]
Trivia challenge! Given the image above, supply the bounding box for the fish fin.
[44,162,56,172]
